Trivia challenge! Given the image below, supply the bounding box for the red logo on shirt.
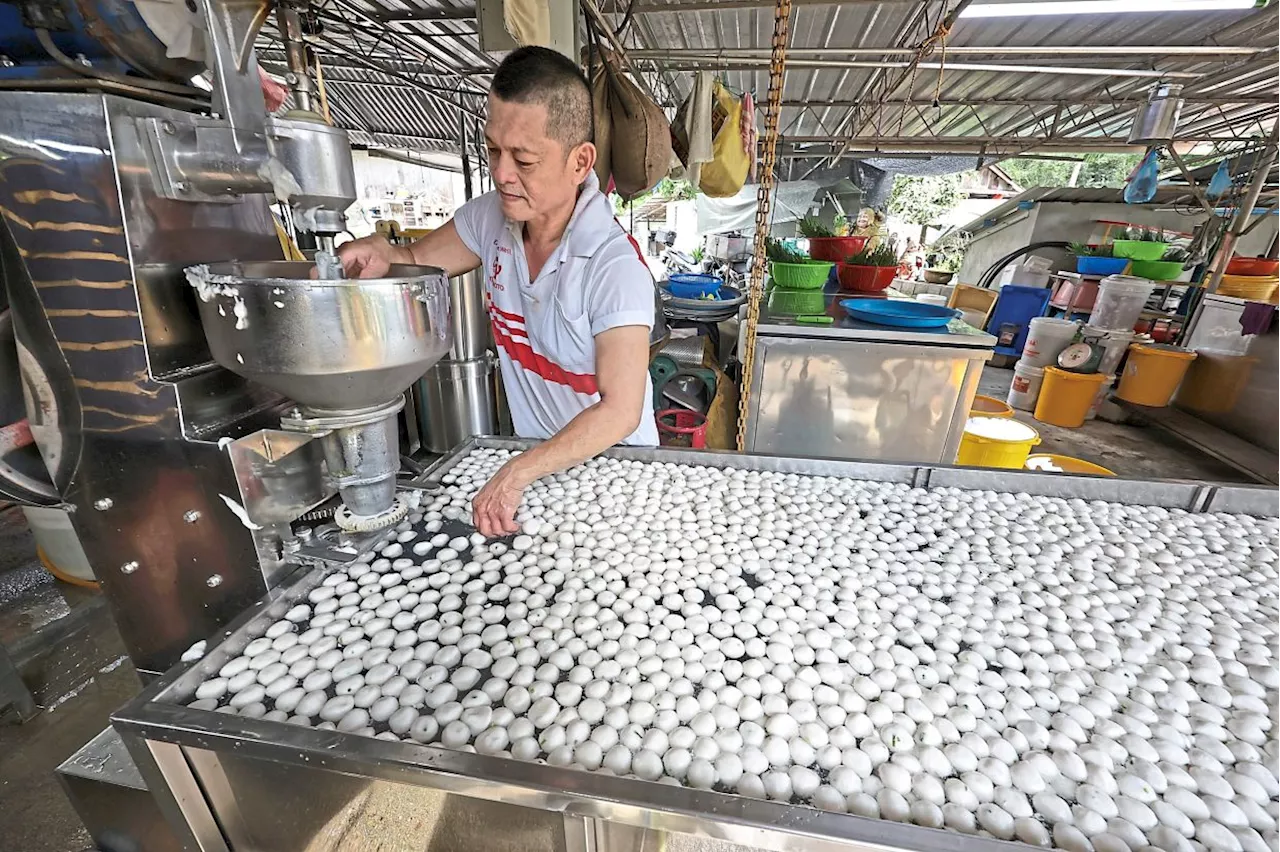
[489,256,505,291]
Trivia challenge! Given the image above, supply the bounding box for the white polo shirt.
[453,171,659,446]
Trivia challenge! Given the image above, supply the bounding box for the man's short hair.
[491,46,593,150]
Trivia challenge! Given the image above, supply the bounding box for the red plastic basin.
[808,236,869,263]
[838,264,896,293]
[1226,256,1280,277]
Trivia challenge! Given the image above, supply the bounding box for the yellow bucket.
[1035,367,1110,428]
[1025,454,1116,477]
[1218,274,1279,303]
[970,394,1015,418]
[1115,343,1197,407]
[957,416,1041,469]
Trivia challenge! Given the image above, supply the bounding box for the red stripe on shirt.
[488,312,599,396]
[488,298,525,326]
[614,218,647,264]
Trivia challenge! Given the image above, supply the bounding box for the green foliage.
[612,177,697,213]
[998,153,1143,190]
[929,230,971,273]
[798,216,836,238]
[1069,242,1113,257]
[887,174,966,227]
[766,238,807,264]
[846,239,900,268]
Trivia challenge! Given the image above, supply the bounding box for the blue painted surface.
[839,299,960,328]
[988,285,1053,357]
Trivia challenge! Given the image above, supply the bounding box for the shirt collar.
[503,171,611,260]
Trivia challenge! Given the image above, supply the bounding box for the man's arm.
[471,325,650,537]
[336,220,481,278]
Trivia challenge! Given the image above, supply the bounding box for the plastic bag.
[1207,159,1232,200]
[697,82,749,198]
[1124,149,1160,204]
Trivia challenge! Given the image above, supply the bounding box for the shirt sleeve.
[587,240,656,337]
[452,191,501,258]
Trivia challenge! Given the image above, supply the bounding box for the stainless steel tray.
[112,438,1277,852]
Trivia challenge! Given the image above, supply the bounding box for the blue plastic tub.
[667,274,722,300]
[988,284,1053,357]
[1076,256,1129,276]
[839,299,960,328]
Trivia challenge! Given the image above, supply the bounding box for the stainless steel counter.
[745,294,996,464]
[111,437,1275,852]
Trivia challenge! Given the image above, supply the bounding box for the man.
[336,46,658,538]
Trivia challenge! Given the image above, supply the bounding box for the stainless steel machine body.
[744,295,995,464]
[111,437,1277,852]
[0,0,449,673]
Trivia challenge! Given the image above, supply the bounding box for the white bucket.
[1022,317,1080,368]
[1085,374,1117,421]
[915,294,948,306]
[1089,275,1158,332]
[1007,362,1046,411]
[1082,325,1135,376]
[22,506,95,585]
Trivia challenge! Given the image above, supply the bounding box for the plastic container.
[1226,256,1280,277]
[1084,374,1116,421]
[837,264,896,293]
[987,285,1052,356]
[915,293,948,306]
[1075,255,1129,276]
[1217,274,1279,302]
[769,261,832,290]
[1112,240,1168,261]
[1034,367,1110,428]
[1021,317,1080,368]
[970,394,1014,418]
[1175,350,1258,413]
[656,409,707,449]
[1129,260,1184,281]
[1088,275,1158,331]
[1050,277,1100,314]
[956,417,1041,469]
[1025,454,1116,477]
[1115,343,1197,407]
[667,274,722,299]
[806,236,868,263]
[22,506,96,586]
[1006,362,1046,411]
[1080,325,1135,376]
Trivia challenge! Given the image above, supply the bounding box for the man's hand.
[472,460,529,537]
[335,235,410,279]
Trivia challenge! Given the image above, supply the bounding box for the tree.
[999,153,1141,190]
[886,173,967,228]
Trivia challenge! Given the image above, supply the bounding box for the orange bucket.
[1115,344,1197,407]
[1034,368,1109,428]
[1174,351,1257,413]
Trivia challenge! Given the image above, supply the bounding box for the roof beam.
[779,134,1268,155]
[632,45,1272,58]
[631,56,1203,79]
[372,0,909,20]
[780,97,1277,108]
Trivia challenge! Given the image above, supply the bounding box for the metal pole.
[629,45,1267,58]
[1205,121,1279,295]
[736,0,793,453]
[460,111,474,201]
[276,2,315,112]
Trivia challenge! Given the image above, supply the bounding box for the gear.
[334,494,409,532]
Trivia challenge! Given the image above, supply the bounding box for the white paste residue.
[217,436,235,451]
[186,264,249,329]
[964,416,1038,443]
[218,494,262,530]
[1026,457,1065,472]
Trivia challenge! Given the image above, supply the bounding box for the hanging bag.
[697,81,749,198]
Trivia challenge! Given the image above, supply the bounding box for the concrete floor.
[977,366,1249,482]
[0,393,1255,852]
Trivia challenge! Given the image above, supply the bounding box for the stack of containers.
[1007,316,1079,411]
[1078,274,1160,417]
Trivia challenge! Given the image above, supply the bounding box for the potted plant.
[800,216,868,264]
[1112,226,1169,261]
[838,239,901,293]
[1130,245,1189,281]
[766,238,832,290]
[1069,242,1129,276]
[924,231,970,284]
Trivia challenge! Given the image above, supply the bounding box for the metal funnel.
[188,261,452,410]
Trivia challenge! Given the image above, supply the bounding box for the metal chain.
[735,0,793,452]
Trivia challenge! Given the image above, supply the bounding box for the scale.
[1058,340,1104,373]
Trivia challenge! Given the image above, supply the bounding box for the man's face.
[484,95,594,224]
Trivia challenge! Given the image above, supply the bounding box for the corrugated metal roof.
[273,0,1279,164]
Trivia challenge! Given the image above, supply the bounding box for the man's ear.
[571,141,597,183]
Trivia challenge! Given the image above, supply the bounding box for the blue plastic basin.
[667,274,722,300]
[839,299,960,328]
[1076,256,1129,276]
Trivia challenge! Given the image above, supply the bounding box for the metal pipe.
[372,0,908,18]
[33,28,206,97]
[0,78,210,110]
[632,56,1202,78]
[275,3,315,112]
[1205,122,1280,295]
[779,96,1278,107]
[631,45,1270,57]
